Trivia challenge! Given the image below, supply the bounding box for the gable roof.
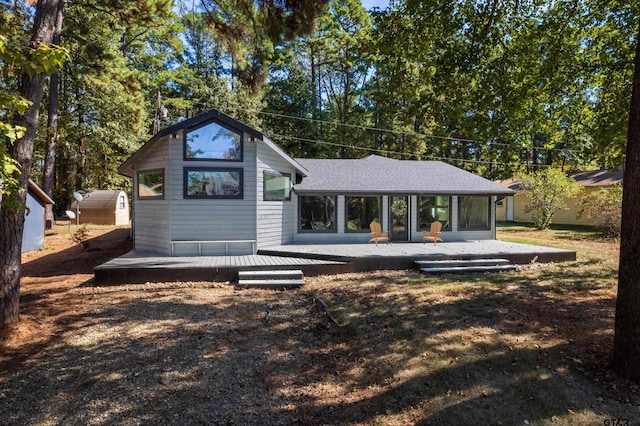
[119,109,307,177]
[28,179,54,205]
[294,155,514,195]
[568,169,623,186]
[498,169,623,191]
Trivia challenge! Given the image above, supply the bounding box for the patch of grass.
[304,227,635,425]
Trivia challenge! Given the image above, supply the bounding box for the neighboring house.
[70,190,130,225]
[496,170,623,226]
[119,109,514,256]
[23,180,55,252]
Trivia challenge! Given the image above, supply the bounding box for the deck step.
[237,269,304,289]
[415,258,511,268]
[416,258,516,274]
[419,264,517,274]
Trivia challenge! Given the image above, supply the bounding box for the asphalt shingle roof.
[294,155,513,195]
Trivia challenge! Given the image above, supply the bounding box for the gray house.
[119,109,513,256]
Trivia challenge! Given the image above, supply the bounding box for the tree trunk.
[0,0,61,326]
[42,0,64,227]
[613,21,640,381]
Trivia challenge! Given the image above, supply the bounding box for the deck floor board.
[94,240,576,285]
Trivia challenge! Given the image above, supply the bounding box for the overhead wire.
[257,110,580,154]
[269,132,553,169]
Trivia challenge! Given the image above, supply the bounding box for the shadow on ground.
[1,267,638,425]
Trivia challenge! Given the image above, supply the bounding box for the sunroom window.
[346,196,381,232]
[418,196,450,231]
[299,196,336,232]
[184,120,242,161]
[458,196,490,230]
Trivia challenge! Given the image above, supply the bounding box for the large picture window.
[299,196,336,232]
[264,172,291,201]
[346,196,381,232]
[184,168,243,199]
[458,196,490,230]
[418,195,450,231]
[184,120,242,161]
[137,169,164,199]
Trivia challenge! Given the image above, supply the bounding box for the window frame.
[137,169,164,200]
[416,195,451,232]
[458,195,491,231]
[345,195,382,233]
[183,167,244,199]
[298,195,337,233]
[183,119,244,162]
[263,171,291,201]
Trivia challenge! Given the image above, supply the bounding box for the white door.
[506,196,514,221]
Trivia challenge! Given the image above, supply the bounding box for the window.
[458,196,490,230]
[184,120,242,161]
[264,172,291,201]
[119,195,126,209]
[184,168,243,199]
[299,196,336,232]
[418,196,450,231]
[137,169,164,199]
[346,196,381,232]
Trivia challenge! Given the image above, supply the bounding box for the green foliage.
[0,31,67,209]
[578,184,622,237]
[518,168,583,230]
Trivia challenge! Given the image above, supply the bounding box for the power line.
[259,110,478,143]
[259,110,579,154]
[269,132,552,169]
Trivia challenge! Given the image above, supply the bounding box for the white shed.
[70,190,130,225]
[23,180,55,252]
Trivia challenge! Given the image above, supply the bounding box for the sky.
[360,0,391,11]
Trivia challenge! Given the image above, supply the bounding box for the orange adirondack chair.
[423,221,443,246]
[369,221,390,246]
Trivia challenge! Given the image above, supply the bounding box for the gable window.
[299,196,336,232]
[264,172,291,201]
[184,120,242,161]
[137,169,164,199]
[119,195,126,209]
[346,196,381,232]
[184,167,243,199]
[418,196,450,231]
[458,196,490,230]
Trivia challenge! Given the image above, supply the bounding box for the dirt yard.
[1,224,639,425]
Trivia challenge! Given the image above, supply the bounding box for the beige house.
[496,170,623,226]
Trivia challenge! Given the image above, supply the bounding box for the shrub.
[518,168,582,230]
[71,224,90,247]
[578,184,622,237]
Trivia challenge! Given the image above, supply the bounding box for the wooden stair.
[237,269,304,289]
[416,258,516,274]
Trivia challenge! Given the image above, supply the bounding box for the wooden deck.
[94,240,576,285]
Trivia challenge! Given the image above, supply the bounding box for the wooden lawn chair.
[423,221,443,246]
[368,221,390,246]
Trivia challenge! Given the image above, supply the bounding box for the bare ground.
[0,225,639,425]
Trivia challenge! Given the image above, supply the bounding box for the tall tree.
[613,20,640,382]
[1,0,66,325]
[42,0,64,225]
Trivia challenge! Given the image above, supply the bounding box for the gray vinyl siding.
[256,142,296,249]
[169,134,257,255]
[133,138,171,255]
